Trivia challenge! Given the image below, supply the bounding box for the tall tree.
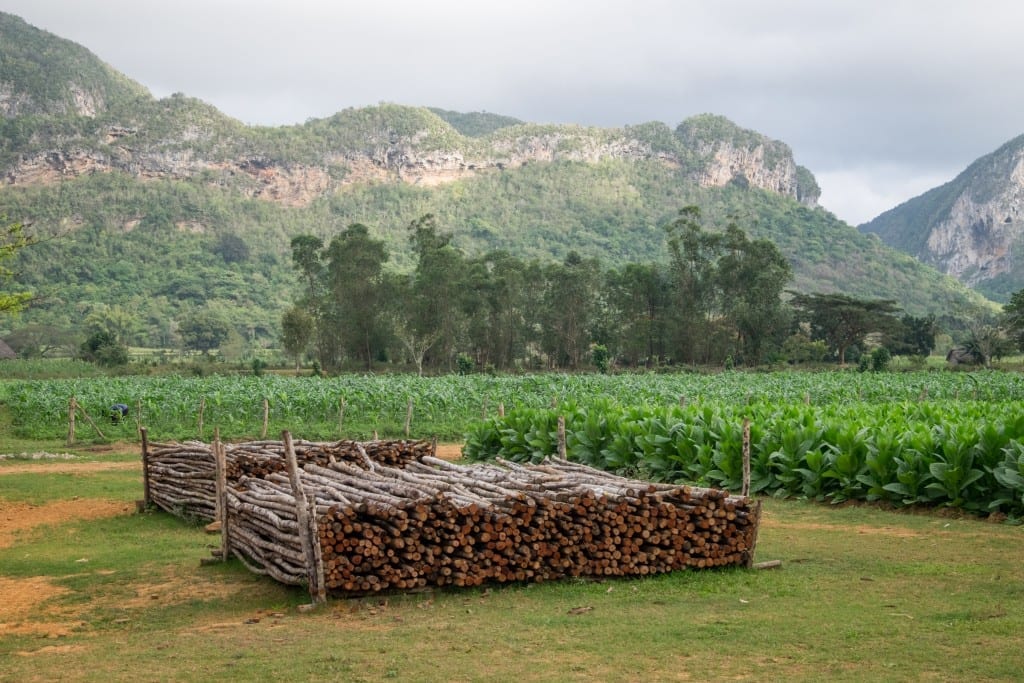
[790,292,901,365]
[604,263,671,367]
[663,206,725,364]
[717,223,793,365]
[541,251,603,369]
[324,224,389,370]
[1001,288,1024,351]
[280,305,314,370]
[0,219,33,315]
[406,214,467,371]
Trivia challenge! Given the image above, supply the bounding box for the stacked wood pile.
[218,453,761,593]
[145,438,433,520]
[144,435,761,596]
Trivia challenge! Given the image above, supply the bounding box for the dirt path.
[0,460,140,476]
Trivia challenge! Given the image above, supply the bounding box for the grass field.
[1,444,1022,682]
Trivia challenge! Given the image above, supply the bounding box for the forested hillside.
[0,10,994,364]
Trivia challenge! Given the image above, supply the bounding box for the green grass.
[1,450,1022,681]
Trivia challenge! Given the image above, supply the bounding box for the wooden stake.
[338,396,346,435]
[261,398,269,439]
[557,415,567,460]
[75,402,106,440]
[135,399,143,435]
[67,396,76,446]
[741,418,751,497]
[213,428,230,561]
[745,499,764,569]
[405,398,414,438]
[498,402,505,418]
[282,430,324,604]
[198,397,206,439]
[140,427,151,508]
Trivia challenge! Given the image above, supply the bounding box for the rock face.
[1,114,819,209]
[861,135,1024,296]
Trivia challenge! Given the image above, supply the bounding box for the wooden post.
[741,418,751,498]
[405,398,414,438]
[198,397,206,439]
[557,415,567,460]
[140,427,151,508]
[135,399,143,435]
[75,402,106,440]
[498,402,505,418]
[679,395,686,408]
[261,398,269,439]
[67,396,76,445]
[283,430,324,605]
[744,500,764,569]
[213,428,230,561]
[337,396,346,435]
[307,497,326,604]
[803,392,810,405]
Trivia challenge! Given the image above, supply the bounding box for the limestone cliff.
[2,110,820,209]
[861,135,1024,299]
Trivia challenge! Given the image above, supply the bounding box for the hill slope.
[0,10,993,350]
[860,135,1024,301]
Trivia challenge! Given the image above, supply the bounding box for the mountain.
[860,135,1024,301]
[0,11,993,350]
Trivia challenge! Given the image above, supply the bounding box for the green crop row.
[463,400,1024,517]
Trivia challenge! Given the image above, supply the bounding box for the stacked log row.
[218,454,760,592]
[145,438,433,520]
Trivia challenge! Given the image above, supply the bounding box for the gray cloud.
[4,0,1023,224]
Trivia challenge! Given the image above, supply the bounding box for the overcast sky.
[5,0,1023,225]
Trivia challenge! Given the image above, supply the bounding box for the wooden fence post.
[261,398,269,439]
[405,398,414,438]
[283,430,325,605]
[198,397,206,439]
[213,428,230,561]
[742,418,751,497]
[139,427,151,509]
[74,401,105,440]
[337,396,346,435]
[67,396,76,445]
[557,416,567,460]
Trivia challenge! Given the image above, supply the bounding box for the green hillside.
[0,10,995,356]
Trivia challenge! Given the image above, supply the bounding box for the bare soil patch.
[0,499,131,549]
[0,460,139,476]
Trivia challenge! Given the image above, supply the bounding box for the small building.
[0,339,16,360]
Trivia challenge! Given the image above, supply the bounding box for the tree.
[280,306,314,369]
[717,223,792,365]
[80,330,129,366]
[789,293,902,365]
[604,263,671,367]
[179,308,232,354]
[324,223,389,370]
[540,251,603,369]
[664,206,723,364]
[1001,288,1024,351]
[214,232,250,264]
[405,214,468,371]
[1,219,33,315]
[891,314,937,357]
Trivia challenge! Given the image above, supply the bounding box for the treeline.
[284,208,939,373]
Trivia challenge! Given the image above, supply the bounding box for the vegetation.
[1,447,1023,681]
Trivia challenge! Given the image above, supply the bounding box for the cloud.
[4,0,1024,224]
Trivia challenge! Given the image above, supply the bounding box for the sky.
[4,0,1024,225]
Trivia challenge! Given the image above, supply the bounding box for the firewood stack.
[145,438,433,520]
[221,454,762,592]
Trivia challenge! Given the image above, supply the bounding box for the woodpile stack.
[144,438,433,520]
[143,435,761,596]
